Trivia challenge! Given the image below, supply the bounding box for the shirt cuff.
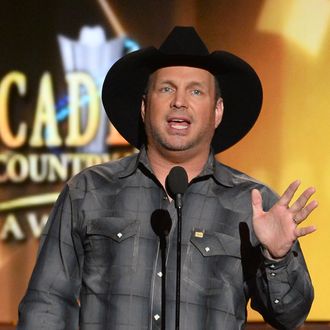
[260,245,293,269]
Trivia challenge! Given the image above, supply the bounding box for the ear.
[140,95,146,122]
[214,97,224,128]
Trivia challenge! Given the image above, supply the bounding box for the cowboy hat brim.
[102,45,262,153]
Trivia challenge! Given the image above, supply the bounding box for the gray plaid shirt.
[18,147,313,329]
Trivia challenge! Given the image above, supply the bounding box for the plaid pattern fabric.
[17,148,313,329]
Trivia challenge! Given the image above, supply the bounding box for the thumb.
[251,189,264,217]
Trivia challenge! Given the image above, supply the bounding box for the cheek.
[147,102,166,123]
[144,109,163,131]
[196,106,216,125]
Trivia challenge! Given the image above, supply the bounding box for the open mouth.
[167,117,191,130]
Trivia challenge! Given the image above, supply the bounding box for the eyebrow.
[187,81,207,89]
[157,80,208,89]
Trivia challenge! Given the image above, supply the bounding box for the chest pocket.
[190,231,241,258]
[182,230,245,316]
[184,230,243,293]
[85,217,139,268]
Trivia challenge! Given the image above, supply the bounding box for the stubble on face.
[147,119,196,152]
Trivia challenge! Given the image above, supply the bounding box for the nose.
[170,90,188,109]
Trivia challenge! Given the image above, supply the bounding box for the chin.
[160,140,197,152]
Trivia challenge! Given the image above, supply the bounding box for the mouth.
[167,117,191,130]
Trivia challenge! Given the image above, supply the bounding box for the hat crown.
[159,26,210,56]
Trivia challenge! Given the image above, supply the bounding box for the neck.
[146,145,210,189]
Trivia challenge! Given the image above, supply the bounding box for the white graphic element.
[58,26,125,153]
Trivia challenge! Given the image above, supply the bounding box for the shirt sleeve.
[249,186,314,330]
[17,185,84,330]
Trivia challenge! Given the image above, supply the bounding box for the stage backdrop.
[0,0,329,324]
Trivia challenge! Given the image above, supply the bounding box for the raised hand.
[251,180,318,259]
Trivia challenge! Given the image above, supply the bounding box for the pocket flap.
[190,230,241,258]
[87,217,138,242]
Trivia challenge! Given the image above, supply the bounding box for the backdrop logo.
[0,26,139,241]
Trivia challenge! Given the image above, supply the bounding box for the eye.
[191,89,202,96]
[160,86,174,93]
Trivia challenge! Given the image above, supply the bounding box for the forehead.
[150,66,215,84]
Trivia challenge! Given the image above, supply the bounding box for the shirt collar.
[118,146,235,188]
[117,146,150,179]
[196,150,235,187]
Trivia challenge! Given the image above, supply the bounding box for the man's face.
[141,66,223,155]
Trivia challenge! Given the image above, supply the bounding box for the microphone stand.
[150,209,172,330]
[151,210,172,330]
[165,166,188,330]
[160,232,167,330]
[175,193,184,330]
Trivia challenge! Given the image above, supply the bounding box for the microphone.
[165,166,188,209]
[151,209,172,238]
[165,166,188,330]
[150,210,172,329]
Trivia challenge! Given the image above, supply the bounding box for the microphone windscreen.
[151,210,172,237]
[165,166,188,198]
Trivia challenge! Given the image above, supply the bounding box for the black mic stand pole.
[165,166,188,330]
[160,233,167,330]
[175,193,183,330]
[150,210,172,330]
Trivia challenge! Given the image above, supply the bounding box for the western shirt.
[17,148,314,329]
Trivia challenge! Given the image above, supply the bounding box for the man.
[18,27,317,329]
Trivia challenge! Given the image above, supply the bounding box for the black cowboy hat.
[102,26,262,153]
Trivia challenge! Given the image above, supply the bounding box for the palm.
[252,180,317,258]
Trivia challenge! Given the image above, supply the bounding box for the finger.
[296,225,317,237]
[293,200,318,224]
[251,189,263,217]
[278,180,301,207]
[290,187,316,213]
